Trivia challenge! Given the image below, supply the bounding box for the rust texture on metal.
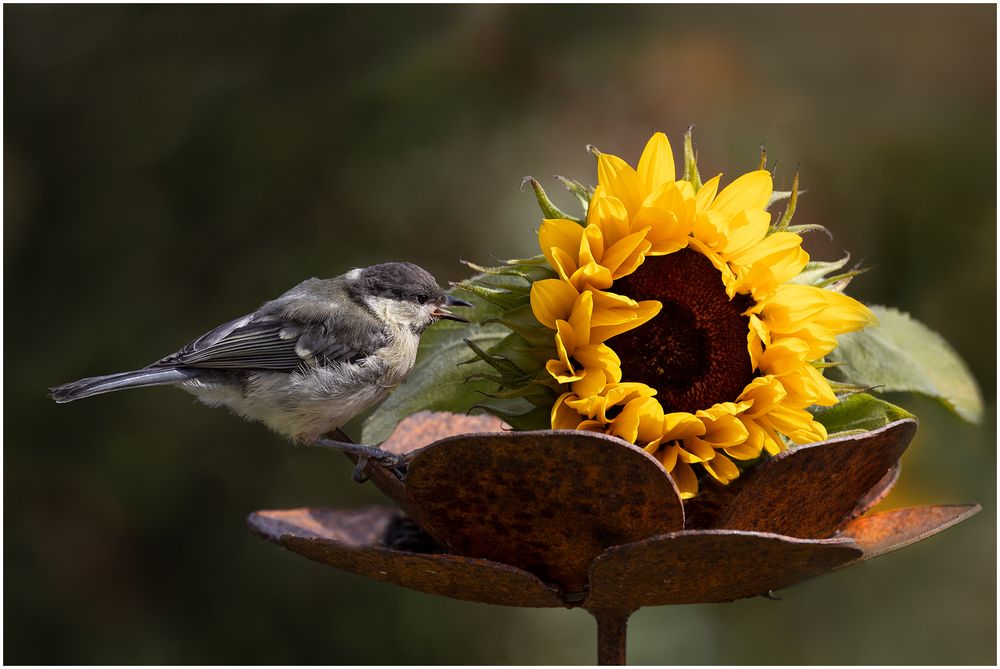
[249,413,983,665]
[379,411,507,457]
[404,429,684,593]
[589,608,634,666]
[364,412,506,507]
[247,507,566,608]
[346,412,507,507]
[681,476,743,529]
[583,530,863,609]
[836,504,982,562]
[844,462,901,523]
[714,419,917,538]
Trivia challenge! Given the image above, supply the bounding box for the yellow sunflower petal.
[590,298,662,343]
[530,279,579,329]
[709,170,772,218]
[691,210,729,250]
[678,437,714,463]
[551,392,582,429]
[637,131,676,193]
[573,344,621,374]
[720,209,771,257]
[589,290,639,323]
[741,416,785,456]
[702,452,740,484]
[569,261,614,292]
[554,319,577,355]
[818,291,879,334]
[747,313,769,370]
[670,460,699,499]
[778,363,838,408]
[732,241,810,301]
[570,368,608,398]
[586,193,631,244]
[737,375,788,418]
[694,173,722,213]
[727,230,804,267]
[549,247,577,283]
[568,291,594,344]
[544,320,583,383]
[756,284,830,326]
[601,228,653,278]
[695,404,750,447]
[546,358,584,384]
[539,218,584,273]
[723,439,763,460]
[634,181,697,255]
[661,411,705,440]
[580,223,605,266]
[597,153,644,219]
[764,405,828,444]
[657,443,679,471]
[611,396,665,444]
[757,337,811,377]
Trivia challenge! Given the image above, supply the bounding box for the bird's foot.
[306,433,407,482]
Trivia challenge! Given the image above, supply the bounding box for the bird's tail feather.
[49,368,200,403]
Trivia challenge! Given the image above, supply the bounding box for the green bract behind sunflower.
[362,129,983,500]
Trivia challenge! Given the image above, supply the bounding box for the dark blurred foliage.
[4,4,995,664]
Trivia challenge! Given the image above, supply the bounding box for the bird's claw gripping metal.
[308,432,407,483]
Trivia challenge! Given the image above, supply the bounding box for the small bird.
[50,262,470,476]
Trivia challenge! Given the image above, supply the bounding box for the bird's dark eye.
[416,293,429,304]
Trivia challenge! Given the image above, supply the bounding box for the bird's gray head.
[345,262,471,333]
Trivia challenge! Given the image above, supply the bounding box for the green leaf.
[829,306,984,424]
[522,176,582,223]
[553,175,593,215]
[767,190,792,208]
[361,322,511,444]
[814,393,914,435]
[682,126,702,191]
[360,282,515,444]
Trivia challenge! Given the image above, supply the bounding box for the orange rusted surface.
[252,413,980,622]
[584,530,862,608]
[714,419,917,538]
[404,429,684,594]
[836,504,981,561]
[248,507,565,608]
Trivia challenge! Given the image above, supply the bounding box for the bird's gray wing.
[151,315,383,372]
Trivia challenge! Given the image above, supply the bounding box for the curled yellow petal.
[530,279,579,329]
[596,153,644,219]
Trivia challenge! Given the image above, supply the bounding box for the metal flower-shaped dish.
[249,412,980,665]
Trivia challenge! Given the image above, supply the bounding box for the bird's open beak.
[432,295,473,323]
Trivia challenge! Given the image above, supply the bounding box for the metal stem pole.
[589,608,635,665]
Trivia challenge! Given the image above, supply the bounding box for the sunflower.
[529,131,877,498]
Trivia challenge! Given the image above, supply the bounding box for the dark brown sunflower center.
[612,248,756,414]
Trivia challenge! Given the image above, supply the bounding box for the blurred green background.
[5,4,996,664]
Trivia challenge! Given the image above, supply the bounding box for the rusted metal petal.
[835,504,982,561]
[713,418,917,538]
[379,411,507,457]
[358,411,507,506]
[844,461,901,522]
[584,529,862,609]
[248,506,566,608]
[404,430,685,594]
